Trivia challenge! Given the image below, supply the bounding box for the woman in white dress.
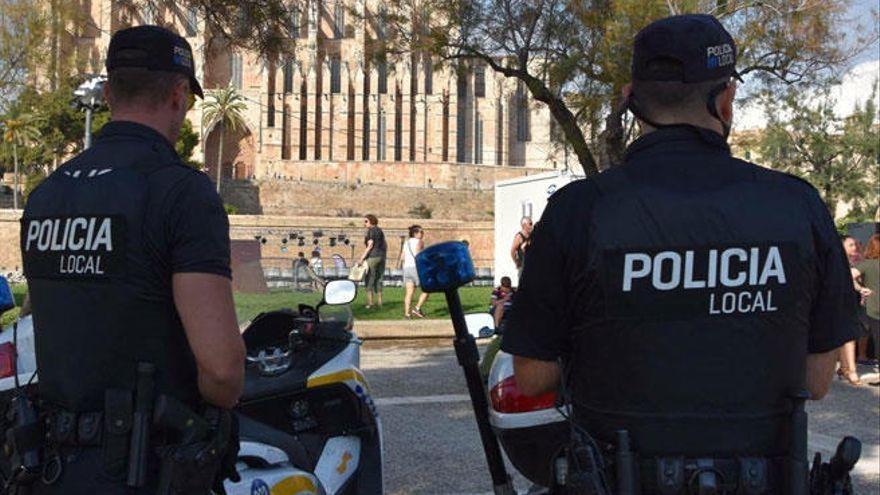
[399,225,430,318]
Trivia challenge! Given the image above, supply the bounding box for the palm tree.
[201,86,248,193]
[1,113,41,209]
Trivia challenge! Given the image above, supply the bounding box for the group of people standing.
[840,233,880,386]
[355,214,430,318]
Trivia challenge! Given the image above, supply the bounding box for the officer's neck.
[639,117,724,137]
[109,110,178,145]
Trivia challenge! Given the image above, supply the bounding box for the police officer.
[501,14,861,493]
[19,26,245,493]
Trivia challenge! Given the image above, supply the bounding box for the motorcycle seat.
[236,413,316,471]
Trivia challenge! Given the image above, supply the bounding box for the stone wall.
[256,160,548,190]
[228,215,494,270]
[0,210,22,276]
[222,180,494,221]
[0,211,494,275]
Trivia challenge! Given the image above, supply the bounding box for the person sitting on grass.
[490,276,516,329]
[481,276,517,378]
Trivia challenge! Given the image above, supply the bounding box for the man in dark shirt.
[358,214,387,308]
[20,26,245,493]
[502,14,861,465]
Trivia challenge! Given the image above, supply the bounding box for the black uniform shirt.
[500,125,861,454]
[22,121,230,409]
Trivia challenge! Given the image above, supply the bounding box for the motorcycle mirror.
[324,280,357,305]
[464,313,495,339]
[415,241,475,293]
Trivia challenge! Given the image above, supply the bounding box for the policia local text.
[622,246,787,315]
[23,217,115,276]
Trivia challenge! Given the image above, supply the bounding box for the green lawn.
[3,283,493,327]
[1,284,28,328]
[236,286,493,324]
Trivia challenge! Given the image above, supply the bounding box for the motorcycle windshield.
[319,301,353,328]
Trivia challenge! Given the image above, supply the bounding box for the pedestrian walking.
[358,214,387,309]
[399,225,429,318]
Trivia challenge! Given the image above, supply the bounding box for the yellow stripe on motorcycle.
[306,369,367,390]
[271,475,319,495]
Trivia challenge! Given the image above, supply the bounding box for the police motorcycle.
[414,247,864,495]
[472,322,566,492]
[226,278,383,495]
[0,275,382,494]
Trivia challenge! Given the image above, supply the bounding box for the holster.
[156,440,223,494]
[102,388,133,479]
[156,408,239,495]
[3,393,45,486]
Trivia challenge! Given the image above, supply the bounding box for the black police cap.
[632,14,742,83]
[106,25,204,98]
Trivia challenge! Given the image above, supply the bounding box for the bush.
[408,203,433,219]
[224,203,239,215]
[23,170,47,203]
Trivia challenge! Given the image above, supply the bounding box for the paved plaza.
[360,340,880,494]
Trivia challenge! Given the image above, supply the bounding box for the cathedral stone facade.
[53,0,565,186]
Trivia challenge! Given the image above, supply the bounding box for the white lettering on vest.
[622,253,651,292]
[90,218,113,251]
[59,254,104,275]
[683,251,706,289]
[759,246,786,285]
[619,245,789,316]
[24,217,115,253]
[67,218,88,251]
[652,251,681,291]
[720,248,747,287]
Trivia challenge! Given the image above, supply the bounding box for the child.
[490,276,515,329]
[481,277,516,379]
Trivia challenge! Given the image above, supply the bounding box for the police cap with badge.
[628,14,742,133]
[106,24,204,98]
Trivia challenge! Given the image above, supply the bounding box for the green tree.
[0,0,46,111]
[141,1,875,174]
[758,88,880,220]
[176,118,202,169]
[201,85,248,193]
[367,0,877,174]
[1,112,41,209]
[2,84,200,197]
[3,79,110,172]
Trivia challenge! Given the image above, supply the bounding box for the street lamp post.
[72,76,107,150]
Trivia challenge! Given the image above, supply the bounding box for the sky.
[849,0,880,66]
[735,0,880,131]
[736,59,880,131]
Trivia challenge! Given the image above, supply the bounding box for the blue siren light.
[416,241,475,293]
[0,276,14,314]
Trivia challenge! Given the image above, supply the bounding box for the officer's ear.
[717,81,737,124]
[170,78,189,112]
[102,83,113,109]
